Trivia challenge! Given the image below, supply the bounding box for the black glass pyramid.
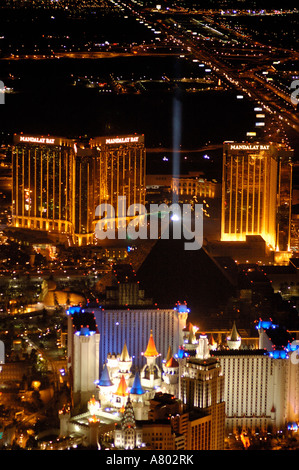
[137,236,236,325]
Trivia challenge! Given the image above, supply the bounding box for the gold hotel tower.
[221,142,293,252]
[89,134,146,231]
[12,134,146,246]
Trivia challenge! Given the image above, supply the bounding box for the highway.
[173,32,299,133]
[119,0,299,136]
[2,47,184,61]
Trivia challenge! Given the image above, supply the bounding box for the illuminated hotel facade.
[90,134,146,241]
[68,302,189,372]
[12,133,146,246]
[12,134,76,239]
[221,142,293,252]
[211,320,299,433]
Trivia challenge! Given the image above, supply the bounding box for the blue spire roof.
[130,372,145,395]
[99,364,113,387]
[177,347,184,359]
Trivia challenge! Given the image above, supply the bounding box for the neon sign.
[19,136,55,144]
[105,136,140,144]
[229,144,270,151]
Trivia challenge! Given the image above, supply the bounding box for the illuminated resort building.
[172,174,218,200]
[221,142,293,254]
[12,133,146,246]
[12,134,76,241]
[68,302,189,373]
[58,316,226,450]
[90,134,146,235]
[179,357,225,450]
[146,173,220,205]
[211,320,299,433]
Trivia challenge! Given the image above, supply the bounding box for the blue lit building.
[68,302,189,372]
[66,301,189,406]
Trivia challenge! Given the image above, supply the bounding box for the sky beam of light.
[172,92,182,205]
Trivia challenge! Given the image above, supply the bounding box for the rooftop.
[185,357,219,368]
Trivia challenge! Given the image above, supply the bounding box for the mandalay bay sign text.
[94,197,203,251]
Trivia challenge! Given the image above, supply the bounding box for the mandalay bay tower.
[221,142,293,253]
[12,133,146,246]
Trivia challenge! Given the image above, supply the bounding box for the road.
[2,49,183,61]
[179,38,299,132]
[120,0,299,135]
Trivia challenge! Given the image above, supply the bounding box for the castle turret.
[183,322,199,356]
[97,363,114,406]
[140,329,162,390]
[209,334,217,352]
[118,341,132,380]
[130,371,146,397]
[165,345,173,363]
[106,352,120,380]
[227,321,241,350]
[130,371,148,420]
[73,324,100,405]
[162,354,179,396]
[113,374,129,410]
[144,329,159,358]
[176,301,190,346]
[88,395,101,416]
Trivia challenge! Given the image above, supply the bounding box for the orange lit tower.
[221,141,293,253]
[144,329,159,358]
[113,374,129,410]
[115,374,129,396]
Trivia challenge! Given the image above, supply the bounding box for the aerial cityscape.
[0,0,299,456]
